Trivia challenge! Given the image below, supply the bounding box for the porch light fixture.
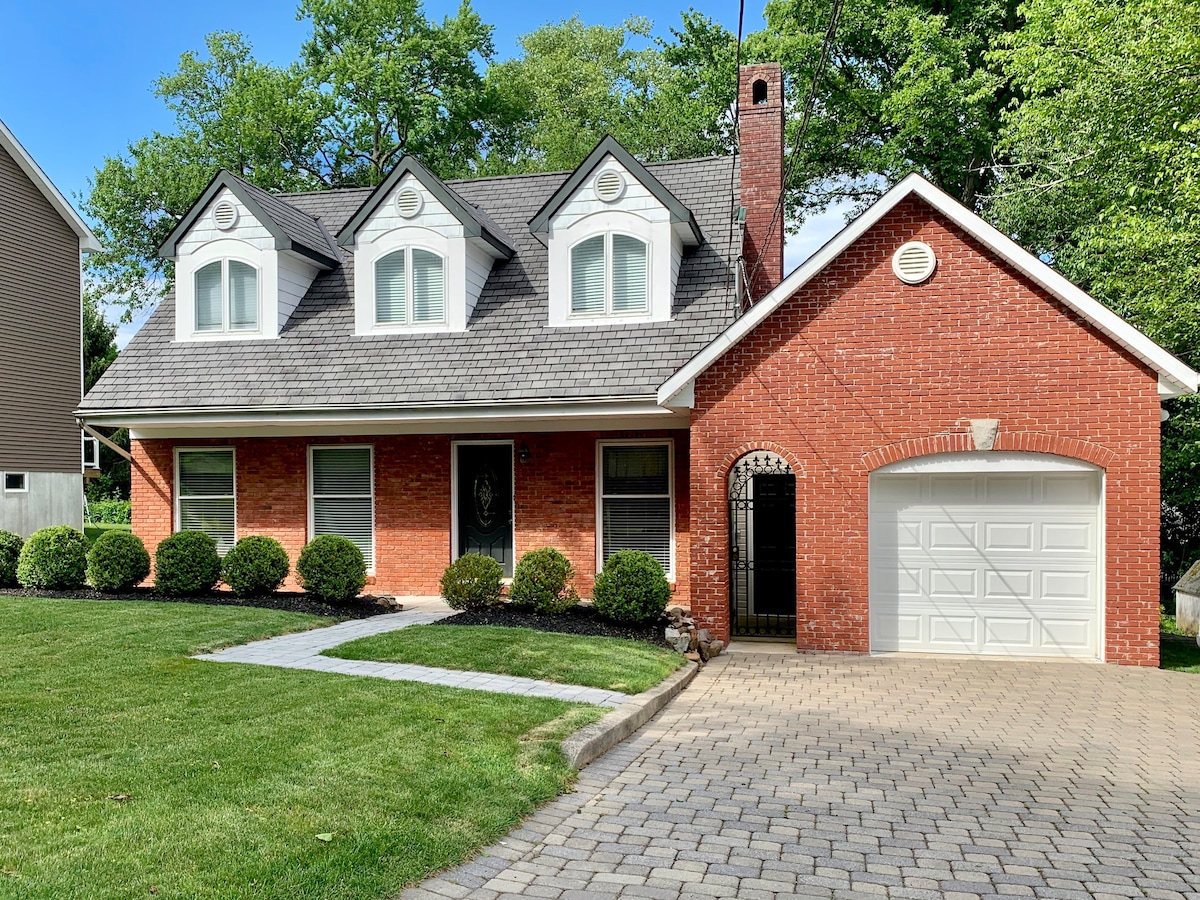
[517,442,532,464]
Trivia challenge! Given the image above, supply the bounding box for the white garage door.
[870,454,1101,659]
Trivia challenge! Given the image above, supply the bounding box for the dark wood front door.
[457,444,513,577]
[749,473,797,617]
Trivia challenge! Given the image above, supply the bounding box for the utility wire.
[726,0,745,316]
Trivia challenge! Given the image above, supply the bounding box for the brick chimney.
[738,63,785,304]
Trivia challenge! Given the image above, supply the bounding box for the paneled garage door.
[870,455,1101,658]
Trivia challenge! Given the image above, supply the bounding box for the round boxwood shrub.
[0,530,23,588]
[509,547,578,614]
[297,535,366,604]
[221,535,290,597]
[86,530,151,592]
[440,552,504,610]
[154,530,221,596]
[17,526,88,590]
[591,550,671,625]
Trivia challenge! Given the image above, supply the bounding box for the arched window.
[195,259,258,333]
[374,248,446,325]
[570,233,648,317]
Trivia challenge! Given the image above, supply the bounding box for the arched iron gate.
[729,452,797,637]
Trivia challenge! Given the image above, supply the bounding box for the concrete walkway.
[196,596,628,707]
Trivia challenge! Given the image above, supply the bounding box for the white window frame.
[595,439,675,580]
[372,245,448,327]
[3,472,28,494]
[568,231,651,319]
[173,446,236,550]
[307,444,376,575]
[450,440,516,578]
[192,257,262,336]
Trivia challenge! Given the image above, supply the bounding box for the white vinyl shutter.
[311,446,374,569]
[375,251,407,324]
[611,235,648,313]
[195,262,223,331]
[227,261,258,330]
[601,444,671,571]
[411,249,445,322]
[571,236,606,315]
[177,449,236,554]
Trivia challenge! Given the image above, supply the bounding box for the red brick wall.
[689,196,1163,665]
[131,429,690,601]
[738,63,784,303]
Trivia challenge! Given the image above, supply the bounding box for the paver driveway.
[407,646,1200,900]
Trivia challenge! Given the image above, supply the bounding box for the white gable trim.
[0,118,100,253]
[658,173,1199,405]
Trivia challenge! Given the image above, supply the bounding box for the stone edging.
[560,660,700,769]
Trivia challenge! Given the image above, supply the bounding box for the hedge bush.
[509,547,578,614]
[591,550,671,625]
[86,530,151,592]
[0,531,23,588]
[440,552,504,610]
[297,535,366,604]
[154,530,221,596]
[221,535,290,597]
[17,526,88,590]
[87,499,132,525]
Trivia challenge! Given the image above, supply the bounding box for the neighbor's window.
[599,442,671,573]
[176,448,235,554]
[195,259,259,333]
[309,445,374,570]
[570,234,648,317]
[3,472,27,492]
[374,248,446,325]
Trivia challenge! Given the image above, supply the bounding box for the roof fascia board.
[0,118,100,252]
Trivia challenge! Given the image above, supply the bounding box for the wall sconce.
[516,441,532,464]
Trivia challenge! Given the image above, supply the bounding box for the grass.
[83,522,131,544]
[326,624,685,694]
[1161,638,1200,673]
[0,597,601,899]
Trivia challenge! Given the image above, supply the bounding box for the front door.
[456,443,514,577]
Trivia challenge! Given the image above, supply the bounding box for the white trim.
[450,440,516,576]
[176,238,271,341]
[0,117,100,252]
[658,172,1199,405]
[595,438,676,580]
[876,451,1101,475]
[2,472,29,493]
[173,446,237,551]
[307,443,376,575]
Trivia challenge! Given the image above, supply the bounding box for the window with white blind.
[598,442,672,575]
[374,248,446,326]
[176,448,236,555]
[570,233,649,317]
[194,260,259,333]
[309,445,375,570]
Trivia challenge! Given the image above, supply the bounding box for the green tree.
[82,297,117,393]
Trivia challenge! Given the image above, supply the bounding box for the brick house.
[79,65,1197,665]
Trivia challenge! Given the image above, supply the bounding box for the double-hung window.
[195,260,258,333]
[176,448,236,554]
[374,248,446,326]
[598,442,672,574]
[309,446,375,570]
[570,234,648,317]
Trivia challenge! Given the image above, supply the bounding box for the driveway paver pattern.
[406,647,1200,900]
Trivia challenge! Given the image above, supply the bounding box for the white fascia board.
[658,173,1198,405]
[0,118,101,253]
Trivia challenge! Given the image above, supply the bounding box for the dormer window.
[194,259,259,333]
[570,234,649,317]
[374,247,447,326]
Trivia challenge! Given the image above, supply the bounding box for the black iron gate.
[730,453,797,637]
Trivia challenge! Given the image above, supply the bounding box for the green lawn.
[326,624,685,694]
[0,598,599,899]
[1161,639,1200,673]
[83,522,131,545]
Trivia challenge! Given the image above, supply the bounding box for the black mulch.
[1,586,393,619]
[439,604,670,647]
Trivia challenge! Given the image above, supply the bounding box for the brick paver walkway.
[407,647,1200,900]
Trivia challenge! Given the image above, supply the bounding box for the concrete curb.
[560,660,700,770]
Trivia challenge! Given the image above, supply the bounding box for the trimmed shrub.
[591,550,671,625]
[221,536,290,597]
[509,547,578,614]
[297,535,366,604]
[155,530,221,596]
[0,531,23,588]
[87,499,132,525]
[440,552,504,610]
[86,530,151,592]
[17,526,88,590]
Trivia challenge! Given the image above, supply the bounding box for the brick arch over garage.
[861,432,1116,473]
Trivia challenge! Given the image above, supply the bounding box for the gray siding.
[0,143,82,473]
[0,472,83,536]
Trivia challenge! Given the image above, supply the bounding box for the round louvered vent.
[594,170,625,202]
[212,201,238,231]
[395,187,423,218]
[892,241,937,284]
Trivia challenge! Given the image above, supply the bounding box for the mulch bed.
[1,586,393,619]
[439,604,670,647]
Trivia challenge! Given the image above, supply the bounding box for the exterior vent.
[892,241,937,284]
[212,201,238,231]
[594,170,625,203]
[396,188,423,218]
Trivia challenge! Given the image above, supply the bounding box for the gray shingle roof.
[82,155,740,412]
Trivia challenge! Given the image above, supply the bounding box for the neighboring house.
[0,118,99,536]
[79,66,1199,665]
